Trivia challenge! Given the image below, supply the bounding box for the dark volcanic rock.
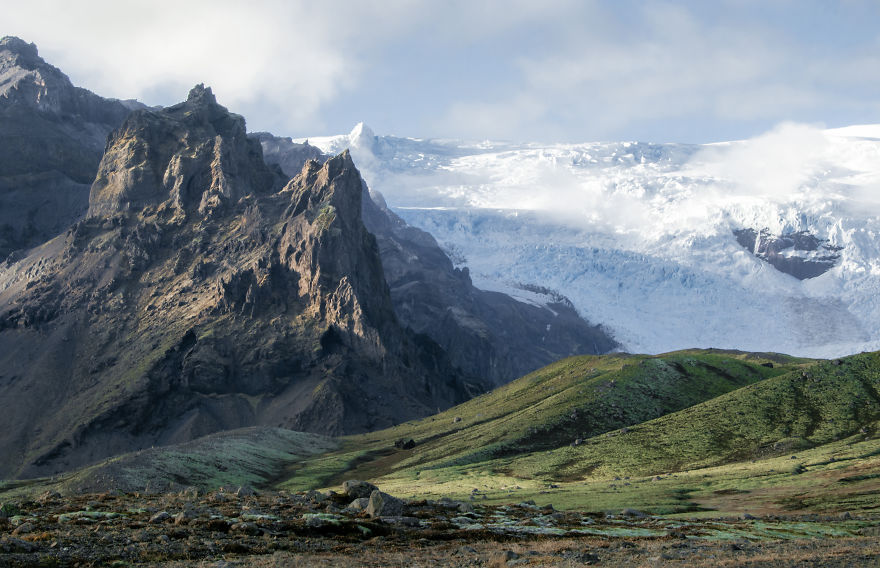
[258,133,618,386]
[0,36,141,258]
[342,480,379,499]
[250,132,325,179]
[0,86,480,479]
[734,228,841,280]
[361,188,618,385]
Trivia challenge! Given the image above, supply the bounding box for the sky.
[4,0,880,143]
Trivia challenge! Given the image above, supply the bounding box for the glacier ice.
[299,124,880,358]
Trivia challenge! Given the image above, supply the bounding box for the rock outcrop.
[734,228,842,280]
[0,86,479,478]
[0,36,140,258]
[361,190,618,385]
[258,135,618,386]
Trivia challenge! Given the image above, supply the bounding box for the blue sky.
[5,0,880,143]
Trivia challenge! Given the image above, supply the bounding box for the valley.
[1,35,879,566]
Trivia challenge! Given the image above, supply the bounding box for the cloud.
[687,122,833,201]
[4,0,426,134]
[4,1,879,143]
[434,2,880,142]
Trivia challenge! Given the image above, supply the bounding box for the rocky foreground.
[1,482,878,567]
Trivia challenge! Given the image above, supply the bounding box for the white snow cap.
[348,122,377,151]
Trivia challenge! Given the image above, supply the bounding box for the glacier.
[299,122,880,358]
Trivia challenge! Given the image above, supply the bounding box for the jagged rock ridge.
[0,86,479,478]
[0,36,141,258]
[259,134,618,386]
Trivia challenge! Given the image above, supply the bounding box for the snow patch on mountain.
[299,123,880,358]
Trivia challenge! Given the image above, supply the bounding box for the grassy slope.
[6,349,878,518]
[281,350,806,490]
[283,351,880,516]
[0,427,336,500]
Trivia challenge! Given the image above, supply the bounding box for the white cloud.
[4,0,426,133]
[3,1,879,142]
[434,3,880,142]
[688,122,832,200]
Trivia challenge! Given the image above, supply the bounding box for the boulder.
[365,490,406,518]
[346,497,370,512]
[341,480,378,499]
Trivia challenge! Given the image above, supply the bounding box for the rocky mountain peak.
[88,84,274,218]
[0,36,73,112]
[0,36,40,66]
[280,150,396,351]
[0,85,479,477]
[0,38,140,258]
[186,83,216,105]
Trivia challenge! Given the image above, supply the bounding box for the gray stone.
[174,510,196,525]
[366,490,406,518]
[346,497,370,512]
[149,511,171,524]
[341,480,378,499]
[231,521,260,535]
[305,490,328,504]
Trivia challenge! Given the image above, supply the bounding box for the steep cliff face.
[361,192,618,385]
[0,36,140,257]
[0,87,477,479]
[258,132,618,385]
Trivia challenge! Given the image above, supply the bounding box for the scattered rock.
[174,510,196,525]
[11,522,33,535]
[453,417,462,423]
[235,485,256,497]
[341,480,378,499]
[0,536,36,553]
[230,521,260,535]
[149,511,171,524]
[393,438,416,449]
[621,508,648,518]
[366,490,406,518]
[346,498,370,512]
[305,490,328,504]
[381,516,420,527]
[36,490,62,503]
[488,550,519,567]
[742,513,757,520]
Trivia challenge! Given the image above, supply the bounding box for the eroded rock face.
[360,190,618,386]
[734,228,842,280]
[88,85,275,218]
[258,133,618,386]
[0,36,140,258]
[0,87,479,479]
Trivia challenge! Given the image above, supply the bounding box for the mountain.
[0,86,480,479]
[0,36,141,258]
[258,129,617,386]
[302,124,880,359]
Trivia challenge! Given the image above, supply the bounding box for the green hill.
[280,350,880,516]
[7,349,880,518]
[281,350,807,489]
